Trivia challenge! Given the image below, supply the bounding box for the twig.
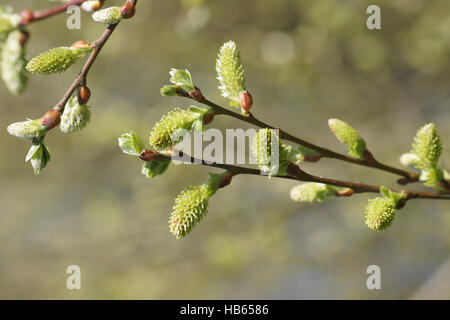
[182,94,420,183]
[52,0,138,114]
[53,23,118,113]
[20,0,90,25]
[161,150,450,201]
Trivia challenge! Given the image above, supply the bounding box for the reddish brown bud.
[18,31,30,47]
[218,173,233,188]
[40,110,61,130]
[439,179,450,191]
[139,149,160,162]
[71,40,91,49]
[20,9,34,25]
[397,178,409,185]
[120,1,136,19]
[188,87,204,102]
[203,112,215,125]
[363,150,375,163]
[396,198,407,210]
[77,85,91,105]
[304,154,322,163]
[239,90,253,112]
[336,189,354,197]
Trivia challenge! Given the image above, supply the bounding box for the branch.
[180,91,420,184]
[53,23,118,113]
[51,0,138,114]
[20,0,90,25]
[158,150,450,201]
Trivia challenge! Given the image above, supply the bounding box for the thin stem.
[163,151,450,201]
[191,96,420,183]
[21,0,89,25]
[53,23,119,113]
[51,0,137,113]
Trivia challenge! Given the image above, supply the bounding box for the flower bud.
[399,153,419,167]
[7,119,47,139]
[286,145,321,164]
[363,150,375,163]
[411,123,442,170]
[139,149,159,162]
[26,47,88,74]
[328,118,367,159]
[218,172,233,188]
[336,188,354,197]
[0,12,20,34]
[160,85,178,97]
[239,90,253,113]
[20,9,34,25]
[71,40,91,50]
[77,85,91,105]
[18,30,29,47]
[149,108,200,151]
[120,1,136,19]
[251,128,290,176]
[92,7,122,24]
[365,198,396,231]
[170,185,210,239]
[216,41,247,108]
[203,111,215,125]
[1,30,28,95]
[290,183,338,203]
[40,110,61,130]
[188,87,204,102]
[304,154,322,162]
[60,94,92,133]
[81,0,104,13]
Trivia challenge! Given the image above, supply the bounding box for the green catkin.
[169,172,227,239]
[7,119,47,139]
[328,118,366,159]
[290,183,338,203]
[60,94,92,133]
[365,197,397,231]
[411,123,442,170]
[149,108,199,151]
[91,7,122,24]
[169,185,211,239]
[26,47,80,74]
[216,41,246,106]
[251,128,290,175]
[1,30,28,95]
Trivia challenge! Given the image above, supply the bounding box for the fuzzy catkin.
[365,197,396,231]
[26,47,79,74]
[216,41,246,105]
[169,185,210,239]
[149,108,199,151]
[1,30,28,95]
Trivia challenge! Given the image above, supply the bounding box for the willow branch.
[20,0,91,25]
[53,22,118,113]
[159,150,450,201]
[180,91,420,183]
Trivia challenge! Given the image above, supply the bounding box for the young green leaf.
[118,132,145,156]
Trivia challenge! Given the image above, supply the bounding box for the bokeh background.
[1,0,449,299]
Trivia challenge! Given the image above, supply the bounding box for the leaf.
[169,68,195,92]
[118,132,145,156]
[141,158,171,178]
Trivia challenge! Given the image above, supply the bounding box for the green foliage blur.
[0,0,449,299]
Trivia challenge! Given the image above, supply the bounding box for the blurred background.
[1,0,449,299]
